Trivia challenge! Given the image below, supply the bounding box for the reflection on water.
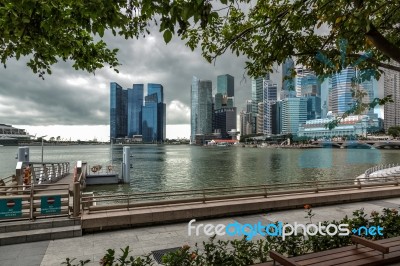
[1,145,400,195]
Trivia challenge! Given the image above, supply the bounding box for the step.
[0,225,82,246]
[0,217,81,233]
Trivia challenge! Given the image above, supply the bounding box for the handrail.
[365,164,399,178]
[81,176,400,213]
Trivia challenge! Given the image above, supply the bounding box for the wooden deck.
[254,236,400,266]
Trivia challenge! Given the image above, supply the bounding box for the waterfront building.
[214,93,223,110]
[295,67,321,97]
[217,74,234,97]
[141,84,166,143]
[252,74,270,133]
[306,96,322,120]
[240,110,253,136]
[110,82,128,140]
[257,102,264,134]
[142,93,158,142]
[263,80,278,135]
[330,67,356,115]
[384,61,400,132]
[271,101,282,135]
[298,115,381,139]
[213,108,237,139]
[0,124,31,145]
[281,97,307,135]
[191,77,213,143]
[127,84,144,137]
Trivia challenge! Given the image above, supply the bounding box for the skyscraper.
[142,93,158,142]
[281,97,307,135]
[217,74,234,97]
[263,80,278,135]
[142,84,166,142]
[282,57,295,91]
[191,77,213,143]
[252,74,269,133]
[384,61,400,132]
[331,67,356,115]
[127,84,144,137]
[110,82,127,140]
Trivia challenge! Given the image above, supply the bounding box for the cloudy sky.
[0,28,257,141]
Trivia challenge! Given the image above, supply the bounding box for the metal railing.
[28,162,70,184]
[365,164,399,178]
[82,176,400,213]
[0,183,70,221]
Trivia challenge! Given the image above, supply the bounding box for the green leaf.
[163,30,172,44]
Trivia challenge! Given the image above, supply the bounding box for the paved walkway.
[1,198,400,266]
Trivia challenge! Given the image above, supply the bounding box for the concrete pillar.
[122,146,130,184]
[73,182,81,217]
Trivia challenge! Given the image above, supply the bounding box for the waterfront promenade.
[1,197,400,265]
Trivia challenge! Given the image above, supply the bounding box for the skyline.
[0,26,251,141]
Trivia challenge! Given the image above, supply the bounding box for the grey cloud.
[0,26,253,126]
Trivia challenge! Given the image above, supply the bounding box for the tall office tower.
[257,102,264,134]
[356,70,377,116]
[384,61,400,132]
[281,97,307,135]
[263,80,278,135]
[214,93,223,110]
[217,74,234,97]
[148,83,164,104]
[142,84,166,142]
[246,100,253,113]
[214,108,237,138]
[252,74,270,132]
[110,82,128,141]
[295,67,321,97]
[240,110,253,136]
[271,101,282,135]
[127,84,144,137]
[330,66,356,115]
[142,93,158,142]
[282,57,295,91]
[191,77,213,143]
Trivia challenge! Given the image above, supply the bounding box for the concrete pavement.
[1,197,400,266]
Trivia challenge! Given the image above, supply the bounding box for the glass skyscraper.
[142,93,158,142]
[263,80,278,135]
[191,76,212,143]
[127,84,144,137]
[282,57,295,92]
[142,84,166,143]
[281,97,307,135]
[110,82,128,140]
[331,67,356,115]
[217,74,234,97]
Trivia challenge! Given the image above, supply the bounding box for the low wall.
[81,185,400,232]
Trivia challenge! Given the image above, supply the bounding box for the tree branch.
[365,24,400,64]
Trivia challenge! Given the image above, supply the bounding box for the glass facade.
[110,82,127,140]
[142,93,158,142]
[217,74,234,97]
[282,58,295,91]
[331,67,355,115]
[148,83,164,103]
[190,77,212,142]
[263,80,278,135]
[127,84,144,137]
[281,97,307,135]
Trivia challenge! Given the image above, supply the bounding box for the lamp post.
[39,135,47,163]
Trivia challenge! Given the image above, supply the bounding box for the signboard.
[41,195,61,215]
[0,198,22,218]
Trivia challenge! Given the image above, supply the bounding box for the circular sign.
[47,197,55,205]
[6,200,15,208]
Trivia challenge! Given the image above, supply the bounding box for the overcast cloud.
[0,27,253,131]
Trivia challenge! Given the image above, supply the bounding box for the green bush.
[63,206,400,266]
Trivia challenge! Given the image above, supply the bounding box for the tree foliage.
[1,0,400,79]
[388,126,400,138]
